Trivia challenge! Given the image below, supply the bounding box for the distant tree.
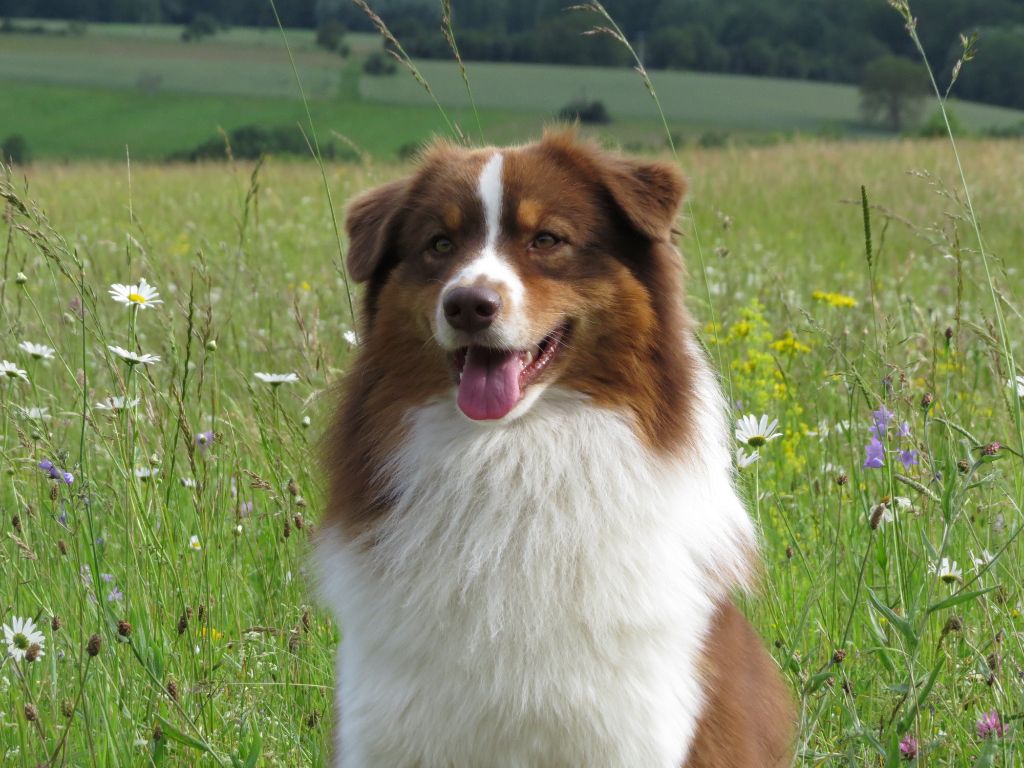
[648,24,726,71]
[362,51,396,76]
[181,12,219,42]
[860,55,930,131]
[557,99,611,124]
[918,107,965,137]
[2,134,31,165]
[315,18,345,51]
[952,28,1024,110]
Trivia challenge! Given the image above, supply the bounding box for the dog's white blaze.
[435,151,529,348]
[479,152,503,248]
[317,341,756,767]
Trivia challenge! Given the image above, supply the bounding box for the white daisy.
[109,278,162,309]
[95,395,141,411]
[735,414,782,448]
[0,360,29,382]
[134,467,157,481]
[18,341,55,361]
[189,535,202,551]
[930,557,963,585]
[254,372,299,386]
[180,477,197,489]
[3,616,45,662]
[972,549,995,571]
[735,448,760,469]
[17,406,49,420]
[1009,376,1024,398]
[108,346,160,366]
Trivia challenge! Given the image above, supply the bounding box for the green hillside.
[2,20,1023,161]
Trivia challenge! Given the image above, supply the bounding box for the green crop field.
[1,136,1022,765]
[3,20,1024,163]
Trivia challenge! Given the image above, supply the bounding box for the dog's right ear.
[345,178,409,284]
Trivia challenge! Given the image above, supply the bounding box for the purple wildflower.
[195,431,214,453]
[899,734,918,760]
[863,437,885,469]
[100,573,114,583]
[899,449,919,469]
[107,586,124,603]
[872,405,895,435]
[977,709,1004,739]
[898,421,912,438]
[38,458,73,485]
[239,501,253,518]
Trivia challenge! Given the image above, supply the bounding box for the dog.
[317,130,794,767]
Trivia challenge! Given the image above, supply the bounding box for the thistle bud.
[86,633,102,657]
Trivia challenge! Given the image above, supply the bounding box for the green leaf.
[867,587,917,649]
[154,716,211,753]
[897,657,944,733]
[242,731,262,768]
[926,585,999,614]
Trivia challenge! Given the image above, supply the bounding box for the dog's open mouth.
[451,323,569,421]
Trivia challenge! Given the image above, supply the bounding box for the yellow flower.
[769,332,811,355]
[200,627,224,642]
[811,290,857,308]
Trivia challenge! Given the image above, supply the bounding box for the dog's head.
[344,130,689,433]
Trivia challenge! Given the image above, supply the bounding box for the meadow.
[2,5,1024,765]
[1,133,1022,765]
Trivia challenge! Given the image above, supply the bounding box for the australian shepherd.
[317,130,793,767]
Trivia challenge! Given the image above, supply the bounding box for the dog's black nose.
[443,286,502,333]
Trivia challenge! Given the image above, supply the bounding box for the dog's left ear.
[345,178,409,284]
[600,157,687,242]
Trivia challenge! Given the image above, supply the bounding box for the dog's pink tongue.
[457,346,522,420]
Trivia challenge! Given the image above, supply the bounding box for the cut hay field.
[3,20,1024,162]
[1,137,1022,765]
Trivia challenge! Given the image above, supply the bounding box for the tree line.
[3,0,1023,110]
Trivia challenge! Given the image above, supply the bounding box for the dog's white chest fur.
[319,374,754,767]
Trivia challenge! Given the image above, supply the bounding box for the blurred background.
[2,0,1024,164]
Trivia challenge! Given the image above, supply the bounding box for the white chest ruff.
[318,378,754,768]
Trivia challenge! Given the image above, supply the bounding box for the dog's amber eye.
[531,233,559,250]
[431,236,453,254]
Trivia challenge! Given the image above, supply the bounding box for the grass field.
[1,135,1022,765]
[3,19,1024,162]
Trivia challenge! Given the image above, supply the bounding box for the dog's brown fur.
[322,130,794,764]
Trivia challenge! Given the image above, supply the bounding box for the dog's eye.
[531,233,560,250]
[431,236,453,254]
